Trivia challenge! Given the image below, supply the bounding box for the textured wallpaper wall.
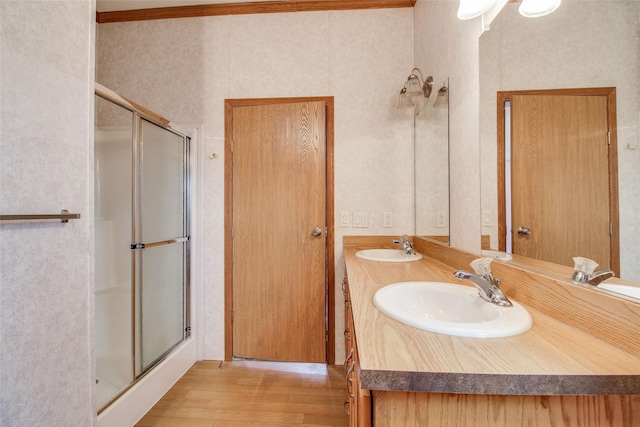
[0,1,96,425]
[96,8,415,361]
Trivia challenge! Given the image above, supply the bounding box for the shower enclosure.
[94,89,191,411]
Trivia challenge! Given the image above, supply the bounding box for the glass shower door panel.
[139,119,186,244]
[139,243,186,371]
[136,118,188,375]
[94,95,134,409]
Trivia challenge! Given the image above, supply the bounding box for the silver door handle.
[312,227,322,236]
[517,226,532,235]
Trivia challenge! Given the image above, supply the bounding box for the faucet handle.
[571,256,599,283]
[573,257,598,275]
[470,257,493,276]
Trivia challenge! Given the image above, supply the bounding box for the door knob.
[312,227,323,236]
[517,226,532,235]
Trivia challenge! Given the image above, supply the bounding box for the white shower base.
[97,355,131,408]
[96,285,132,409]
[97,337,196,427]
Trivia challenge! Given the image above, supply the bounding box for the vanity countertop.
[344,241,640,395]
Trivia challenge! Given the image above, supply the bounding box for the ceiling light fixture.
[457,0,496,20]
[519,0,562,18]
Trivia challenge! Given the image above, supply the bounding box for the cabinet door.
[343,277,352,360]
[352,362,371,427]
[343,277,372,427]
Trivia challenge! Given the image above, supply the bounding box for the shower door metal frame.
[95,84,191,413]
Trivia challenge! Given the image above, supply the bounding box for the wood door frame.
[224,97,335,364]
[496,87,620,274]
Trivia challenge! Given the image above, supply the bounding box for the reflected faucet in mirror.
[571,256,615,286]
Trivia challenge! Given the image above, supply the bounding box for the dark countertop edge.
[360,369,640,395]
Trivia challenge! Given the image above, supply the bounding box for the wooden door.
[230,101,327,363]
[508,92,616,271]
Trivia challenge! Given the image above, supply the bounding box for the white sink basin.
[373,281,532,338]
[598,283,640,300]
[356,249,422,262]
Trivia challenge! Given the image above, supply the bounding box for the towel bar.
[0,209,81,223]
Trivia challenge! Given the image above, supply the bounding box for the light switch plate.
[353,212,369,228]
[340,211,351,227]
[482,210,492,226]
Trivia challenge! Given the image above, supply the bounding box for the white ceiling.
[96,0,269,13]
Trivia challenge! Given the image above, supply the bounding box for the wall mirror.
[479,2,640,298]
[415,78,450,245]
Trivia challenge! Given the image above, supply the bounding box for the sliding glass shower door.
[135,118,190,375]
[95,95,134,409]
[95,93,190,411]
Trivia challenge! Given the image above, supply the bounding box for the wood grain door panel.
[511,94,611,269]
[231,101,327,363]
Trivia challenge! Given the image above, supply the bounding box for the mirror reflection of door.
[497,89,620,275]
[229,99,329,363]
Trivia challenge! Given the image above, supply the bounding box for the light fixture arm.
[409,68,425,84]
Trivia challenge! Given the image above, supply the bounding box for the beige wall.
[0,0,96,425]
[96,9,415,361]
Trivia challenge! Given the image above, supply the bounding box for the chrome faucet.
[454,258,513,307]
[571,256,615,286]
[392,235,416,255]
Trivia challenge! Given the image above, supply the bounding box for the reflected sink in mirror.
[374,281,532,337]
[481,249,512,261]
[598,283,640,300]
[355,249,423,263]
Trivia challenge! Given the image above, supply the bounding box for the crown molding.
[97,0,415,23]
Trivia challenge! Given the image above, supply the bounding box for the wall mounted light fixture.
[397,68,433,110]
[433,83,449,108]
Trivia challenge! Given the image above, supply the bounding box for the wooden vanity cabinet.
[342,237,640,427]
[343,278,372,427]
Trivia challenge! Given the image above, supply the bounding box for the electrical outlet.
[383,212,392,228]
[436,212,446,228]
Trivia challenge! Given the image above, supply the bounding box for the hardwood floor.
[135,360,350,427]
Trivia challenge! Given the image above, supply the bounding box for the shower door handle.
[131,236,189,250]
